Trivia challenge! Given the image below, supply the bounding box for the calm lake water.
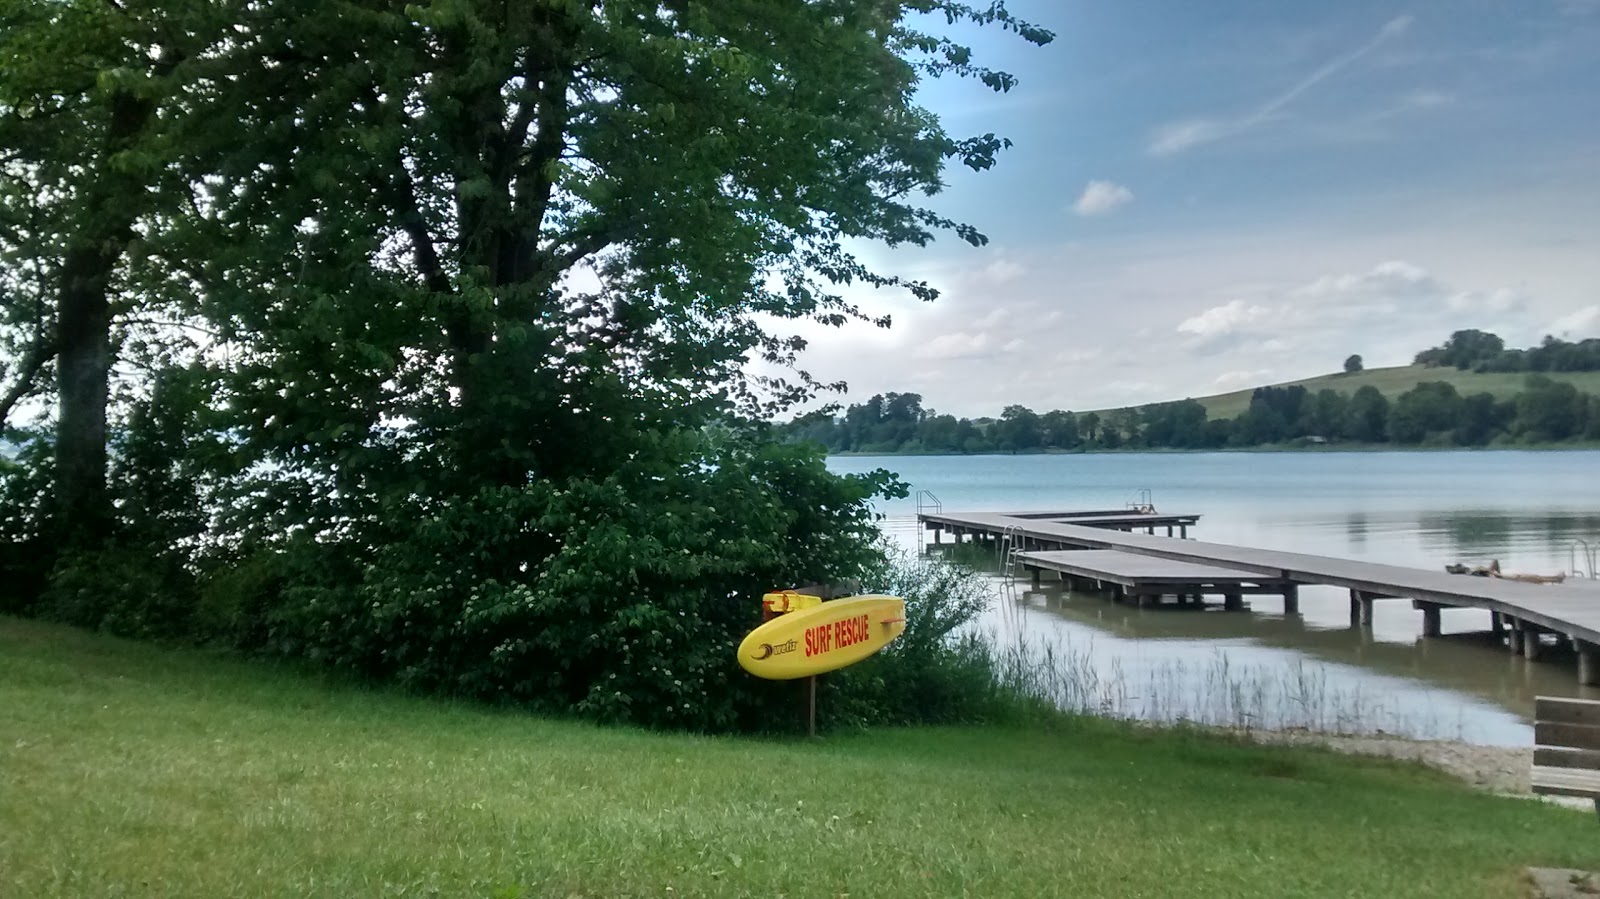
[826,451,1600,746]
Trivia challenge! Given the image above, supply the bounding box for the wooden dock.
[919,509,1600,685]
[924,509,1200,538]
[1016,549,1294,610]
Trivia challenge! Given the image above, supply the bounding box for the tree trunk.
[53,241,119,547]
[52,89,151,548]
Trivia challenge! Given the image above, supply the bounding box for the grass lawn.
[1187,365,1600,421]
[2,615,1595,898]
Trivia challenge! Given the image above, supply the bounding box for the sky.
[771,0,1600,418]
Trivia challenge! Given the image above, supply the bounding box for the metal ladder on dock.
[1125,487,1155,514]
[999,524,1023,582]
[914,489,942,517]
[1571,540,1599,580]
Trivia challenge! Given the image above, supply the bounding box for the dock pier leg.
[1224,591,1243,612]
[1490,611,1504,644]
[1578,641,1599,686]
[1349,589,1360,627]
[1509,619,1524,655]
[932,528,941,545]
[1167,525,1174,537]
[1418,602,1442,638]
[1282,584,1299,615]
[1523,625,1542,661]
[1030,568,1041,590]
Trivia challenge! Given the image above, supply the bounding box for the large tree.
[0,0,231,549]
[2,0,1047,726]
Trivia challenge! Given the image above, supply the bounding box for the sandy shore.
[1245,729,1533,794]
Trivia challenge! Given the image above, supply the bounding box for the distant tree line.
[780,376,1600,453]
[1416,330,1600,373]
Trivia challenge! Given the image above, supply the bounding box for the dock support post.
[1419,602,1442,638]
[1030,568,1041,590]
[1167,525,1174,537]
[1523,625,1542,661]
[932,528,941,545]
[1579,642,1599,686]
[1180,524,1189,539]
[1509,619,1524,655]
[1282,584,1299,615]
[1349,589,1361,627]
[1489,610,1504,641]
[1224,591,1243,612]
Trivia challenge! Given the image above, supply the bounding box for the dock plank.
[1016,550,1277,587]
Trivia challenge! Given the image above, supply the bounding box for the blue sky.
[781,0,1600,417]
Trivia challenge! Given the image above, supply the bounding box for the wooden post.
[1361,594,1374,627]
[1420,603,1441,638]
[1166,525,1174,537]
[1282,583,1299,615]
[1578,642,1599,687]
[1030,567,1041,590]
[932,528,941,544]
[1224,591,1243,612]
[1489,610,1504,642]
[807,676,817,737]
[1523,625,1542,661]
[1509,619,1524,655]
[1349,589,1361,628]
[1180,524,1189,539]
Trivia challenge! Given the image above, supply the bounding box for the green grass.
[2,616,1595,898]
[1184,364,1600,421]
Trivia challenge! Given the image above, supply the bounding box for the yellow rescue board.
[737,595,906,680]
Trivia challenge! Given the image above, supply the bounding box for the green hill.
[1171,365,1600,421]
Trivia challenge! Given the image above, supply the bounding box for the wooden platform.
[920,509,1600,684]
[1016,549,1293,609]
[925,509,1200,537]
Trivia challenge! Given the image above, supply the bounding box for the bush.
[823,548,1029,728]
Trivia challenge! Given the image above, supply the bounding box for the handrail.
[914,489,942,517]
[1571,540,1598,580]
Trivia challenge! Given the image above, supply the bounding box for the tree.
[1346,386,1390,443]
[1387,382,1463,444]
[1040,409,1079,449]
[997,404,1043,452]
[1513,375,1585,442]
[2,1,1054,730]
[1079,411,1101,445]
[1343,354,1363,374]
[0,0,230,548]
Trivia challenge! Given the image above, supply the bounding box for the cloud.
[982,257,1025,283]
[1549,305,1600,336]
[1148,16,1415,156]
[1073,180,1134,217]
[1177,299,1271,352]
[914,331,996,361]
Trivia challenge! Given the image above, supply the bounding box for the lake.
[826,450,1600,746]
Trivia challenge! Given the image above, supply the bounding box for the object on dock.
[1445,559,1568,584]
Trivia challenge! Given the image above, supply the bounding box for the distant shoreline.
[824,441,1600,457]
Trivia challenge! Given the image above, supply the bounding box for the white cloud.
[982,257,1026,283]
[1177,299,1271,352]
[1073,180,1134,217]
[914,331,995,361]
[1549,305,1600,336]
[1148,16,1415,156]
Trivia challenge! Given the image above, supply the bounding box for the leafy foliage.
[0,1,1054,731]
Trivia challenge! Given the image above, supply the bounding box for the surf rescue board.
[737,595,906,680]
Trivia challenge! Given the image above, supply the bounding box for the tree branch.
[0,333,55,428]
